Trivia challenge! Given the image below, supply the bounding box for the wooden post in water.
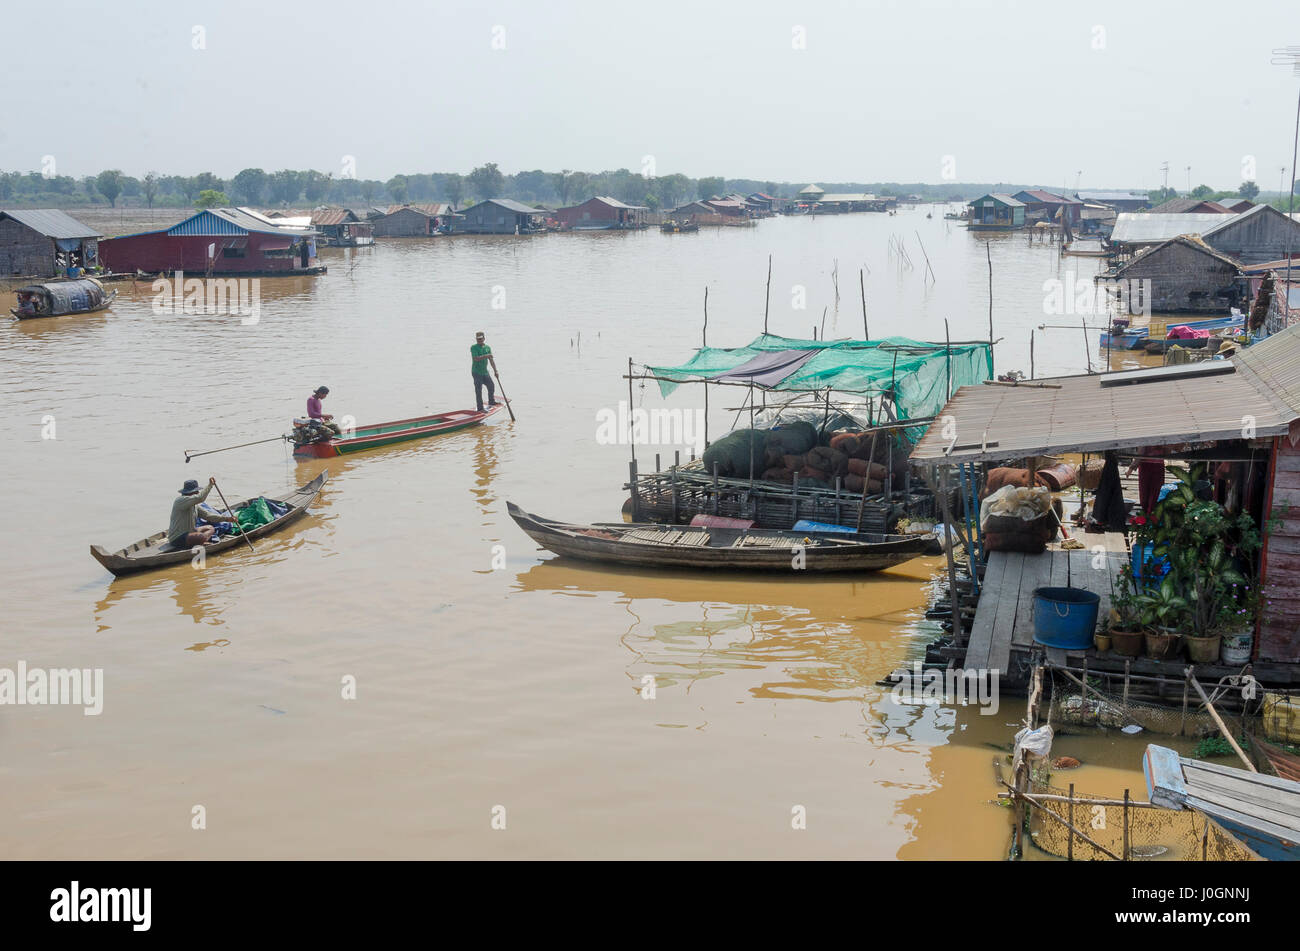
[944,319,953,399]
[627,357,636,466]
[1067,783,1075,861]
[703,287,709,448]
[860,268,868,340]
[986,241,994,370]
[763,254,772,334]
[1030,331,1035,380]
[1122,790,1131,861]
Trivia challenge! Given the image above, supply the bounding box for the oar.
[211,479,255,553]
[492,366,516,421]
[185,435,286,462]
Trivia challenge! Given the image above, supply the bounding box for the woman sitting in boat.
[16,293,38,316]
[307,386,341,435]
[169,478,229,549]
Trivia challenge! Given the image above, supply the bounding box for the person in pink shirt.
[307,386,341,435]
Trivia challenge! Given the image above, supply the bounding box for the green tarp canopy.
[645,334,993,423]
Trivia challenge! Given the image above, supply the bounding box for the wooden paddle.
[491,365,516,421]
[211,479,255,553]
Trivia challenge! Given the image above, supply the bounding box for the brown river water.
[2,207,1173,858]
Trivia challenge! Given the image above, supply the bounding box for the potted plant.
[1135,575,1187,660]
[1107,564,1146,657]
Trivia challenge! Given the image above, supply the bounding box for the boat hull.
[90,472,327,576]
[293,406,499,457]
[508,502,931,573]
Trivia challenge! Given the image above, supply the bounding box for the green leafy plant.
[1133,573,1189,629]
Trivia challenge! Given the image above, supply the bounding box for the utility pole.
[1160,161,1170,197]
[1273,47,1300,309]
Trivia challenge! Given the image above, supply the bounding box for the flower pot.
[1144,628,1181,661]
[1185,633,1221,664]
[1110,628,1144,657]
[1094,633,1112,653]
[1221,630,1254,666]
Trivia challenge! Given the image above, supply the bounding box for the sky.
[2,0,1298,191]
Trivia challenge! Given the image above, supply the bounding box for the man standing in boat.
[471,332,502,413]
[307,386,341,435]
[169,477,226,548]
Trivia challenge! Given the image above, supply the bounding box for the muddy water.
[1,208,1158,858]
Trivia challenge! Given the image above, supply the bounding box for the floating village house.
[1074,190,1150,213]
[99,208,322,275]
[1198,204,1300,266]
[967,193,1025,230]
[455,198,547,234]
[1107,236,1247,313]
[666,201,722,225]
[1106,213,1238,262]
[0,209,102,278]
[911,324,1300,689]
[371,203,456,237]
[554,196,648,230]
[1012,190,1083,226]
[310,209,374,246]
[1148,197,1236,215]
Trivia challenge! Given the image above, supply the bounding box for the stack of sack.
[979,484,1060,553]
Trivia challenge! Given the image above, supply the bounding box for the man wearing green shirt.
[471,331,500,413]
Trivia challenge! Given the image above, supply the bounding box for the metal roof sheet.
[0,209,101,239]
[911,342,1300,464]
[1109,212,1234,244]
[1075,190,1149,202]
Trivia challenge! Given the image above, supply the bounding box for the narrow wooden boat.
[292,405,500,458]
[10,277,116,320]
[507,502,932,573]
[1251,734,1300,782]
[1099,326,1148,349]
[90,472,327,576]
[1144,743,1300,861]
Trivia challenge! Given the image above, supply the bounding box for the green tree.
[303,170,331,203]
[359,180,378,203]
[193,171,224,194]
[1239,180,1260,199]
[143,171,160,209]
[268,169,304,205]
[230,167,268,205]
[549,170,574,206]
[194,189,229,208]
[468,162,505,200]
[444,173,464,208]
[386,175,409,205]
[1190,183,1213,199]
[95,169,123,207]
[697,176,725,199]
[644,193,660,211]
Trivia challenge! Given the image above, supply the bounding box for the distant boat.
[290,405,500,457]
[10,277,116,320]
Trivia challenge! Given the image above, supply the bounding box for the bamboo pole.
[986,241,994,369]
[703,286,709,448]
[860,268,868,340]
[1187,670,1256,772]
[763,253,771,334]
[999,782,1124,861]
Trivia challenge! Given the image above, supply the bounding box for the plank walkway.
[965,531,1128,674]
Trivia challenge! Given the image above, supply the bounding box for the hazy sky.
[3,0,1298,191]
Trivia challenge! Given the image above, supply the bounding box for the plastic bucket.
[1032,586,1101,649]
[1221,631,1254,665]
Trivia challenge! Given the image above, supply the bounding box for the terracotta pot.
[1145,629,1181,660]
[1185,633,1221,664]
[1094,633,1112,653]
[1110,628,1144,657]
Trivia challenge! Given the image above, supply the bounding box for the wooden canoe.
[1251,734,1300,783]
[90,472,327,576]
[292,406,500,457]
[507,502,932,573]
[1144,743,1300,861]
[11,278,116,320]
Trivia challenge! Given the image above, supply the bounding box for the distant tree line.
[3,165,1292,211]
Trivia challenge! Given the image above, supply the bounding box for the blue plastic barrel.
[1032,586,1101,649]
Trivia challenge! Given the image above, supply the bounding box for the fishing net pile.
[699,417,906,492]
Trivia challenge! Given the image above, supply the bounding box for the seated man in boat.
[16,293,37,316]
[307,386,341,436]
[471,332,501,413]
[169,478,228,548]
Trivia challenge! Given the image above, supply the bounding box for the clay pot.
[1110,628,1144,657]
[1144,628,1181,661]
[1185,633,1221,664]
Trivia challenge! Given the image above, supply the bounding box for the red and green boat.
[291,405,501,458]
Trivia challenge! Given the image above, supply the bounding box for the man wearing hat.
[169,477,227,549]
[307,385,341,435]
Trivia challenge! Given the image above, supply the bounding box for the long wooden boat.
[292,405,500,457]
[507,502,932,573]
[90,472,327,576]
[1251,734,1300,782]
[10,277,116,320]
[1144,743,1299,861]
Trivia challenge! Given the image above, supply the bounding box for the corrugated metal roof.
[1075,190,1149,203]
[1201,201,1289,238]
[1109,212,1234,244]
[911,342,1300,463]
[1233,323,1300,417]
[1016,189,1081,204]
[163,208,314,237]
[0,209,101,239]
[463,198,544,215]
[818,193,878,203]
[311,209,354,226]
[1114,235,1243,274]
[969,193,1024,208]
